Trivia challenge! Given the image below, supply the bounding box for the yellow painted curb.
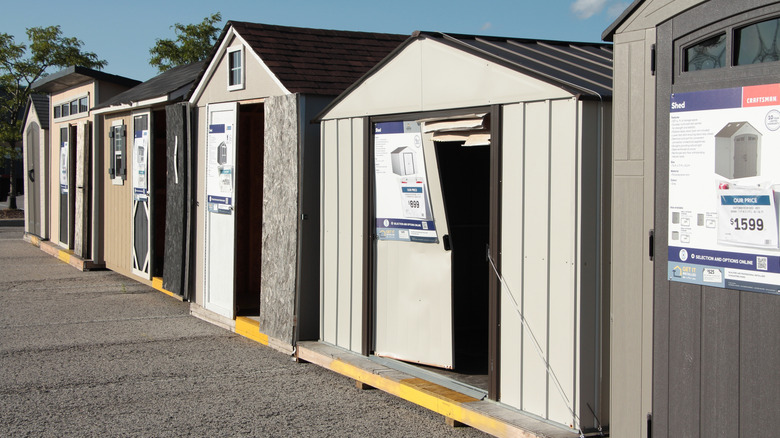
[29,235,41,246]
[235,317,269,345]
[57,250,71,264]
[151,277,182,300]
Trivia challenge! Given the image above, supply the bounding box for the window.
[53,94,90,120]
[108,123,127,181]
[684,33,726,71]
[735,17,780,66]
[227,46,244,90]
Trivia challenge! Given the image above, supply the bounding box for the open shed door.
[373,120,453,368]
[204,102,237,319]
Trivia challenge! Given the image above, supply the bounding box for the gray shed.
[314,31,612,435]
[605,1,780,436]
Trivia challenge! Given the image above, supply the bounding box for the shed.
[604,1,780,436]
[187,22,406,352]
[22,94,50,239]
[30,66,140,269]
[314,30,612,434]
[91,61,204,298]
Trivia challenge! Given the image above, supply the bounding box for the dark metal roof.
[602,0,644,42]
[421,31,613,98]
[192,21,408,97]
[93,61,205,110]
[32,66,140,94]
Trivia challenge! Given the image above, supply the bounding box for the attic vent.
[421,113,490,146]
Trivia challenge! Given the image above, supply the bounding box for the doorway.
[234,103,264,316]
[26,123,41,236]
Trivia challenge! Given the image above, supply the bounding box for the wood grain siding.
[101,113,134,278]
[610,26,656,438]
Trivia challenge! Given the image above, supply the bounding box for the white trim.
[188,26,291,104]
[91,96,169,115]
[226,45,245,91]
[53,93,90,123]
[232,32,291,95]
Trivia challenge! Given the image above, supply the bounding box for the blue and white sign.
[374,121,437,243]
[669,83,780,294]
[207,124,234,215]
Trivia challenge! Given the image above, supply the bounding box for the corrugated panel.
[426,32,613,98]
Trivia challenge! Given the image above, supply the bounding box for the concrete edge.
[296,341,581,438]
[30,236,105,271]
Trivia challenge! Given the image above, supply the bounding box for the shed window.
[61,103,70,117]
[108,124,127,181]
[735,17,780,66]
[54,106,61,118]
[79,97,88,113]
[227,46,244,90]
[684,33,726,71]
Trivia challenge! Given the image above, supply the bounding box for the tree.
[149,13,223,73]
[0,25,105,209]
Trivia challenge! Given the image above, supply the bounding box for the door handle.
[28,168,35,182]
[443,234,451,251]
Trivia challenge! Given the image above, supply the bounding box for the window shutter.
[119,125,127,178]
[108,128,115,178]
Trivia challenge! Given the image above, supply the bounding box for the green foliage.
[149,13,223,73]
[0,25,106,163]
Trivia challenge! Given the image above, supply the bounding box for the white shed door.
[374,127,453,369]
[204,103,237,319]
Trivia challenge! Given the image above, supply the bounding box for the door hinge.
[650,44,656,76]
[649,229,654,261]
[647,413,652,438]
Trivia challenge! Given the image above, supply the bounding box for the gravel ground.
[0,223,488,437]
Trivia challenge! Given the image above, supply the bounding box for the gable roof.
[602,0,644,41]
[317,31,612,120]
[32,66,140,94]
[189,21,408,99]
[422,32,612,97]
[93,61,205,112]
[19,94,49,134]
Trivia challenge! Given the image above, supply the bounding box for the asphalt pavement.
[0,221,487,437]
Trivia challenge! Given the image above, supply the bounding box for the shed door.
[26,123,40,236]
[204,102,237,319]
[131,113,151,279]
[655,5,780,437]
[58,126,70,246]
[373,122,453,368]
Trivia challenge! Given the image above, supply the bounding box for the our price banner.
[668,83,780,295]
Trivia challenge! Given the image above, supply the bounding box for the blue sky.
[1,0,629,82]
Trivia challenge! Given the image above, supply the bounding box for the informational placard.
[668,83,780,295]
[133,129,149,200]
[374,121,437,243]
[207,124,234,214]
[60,142,68,194]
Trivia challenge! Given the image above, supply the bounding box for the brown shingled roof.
[228,21,408,95]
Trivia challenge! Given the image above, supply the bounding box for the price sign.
[400,177,429,219]
[717,187,779,249]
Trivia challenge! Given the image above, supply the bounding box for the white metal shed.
[316,31,613,434]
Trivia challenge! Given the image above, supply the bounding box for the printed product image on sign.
[133,129,149,200]
[668,83,780,295]
[207,124,233,214]
[374,121,437,243]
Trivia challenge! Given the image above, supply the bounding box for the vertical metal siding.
[336,118,353,348]
[321,119,339,345]
[520,100,552,418]
[349,118,364,353]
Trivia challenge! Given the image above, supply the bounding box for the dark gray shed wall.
[654,2,780,437]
